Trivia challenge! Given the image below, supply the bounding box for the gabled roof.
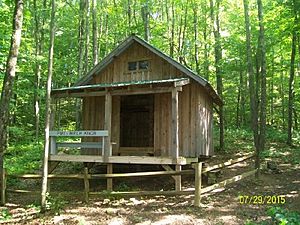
[75,35,222,105]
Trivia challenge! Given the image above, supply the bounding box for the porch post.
[104,92,112,161]
[171,88,179,159]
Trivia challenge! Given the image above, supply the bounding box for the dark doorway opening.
[120,94,154,147]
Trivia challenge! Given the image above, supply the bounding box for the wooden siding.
[81,82,213,157]
[80,41,214,157]
[153,82,213,157]
[92,42,185,84]
[81,96,105,155]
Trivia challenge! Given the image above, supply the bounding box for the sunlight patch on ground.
[107,217,127,225]
[218,215,238,224]
[150,214,194,225]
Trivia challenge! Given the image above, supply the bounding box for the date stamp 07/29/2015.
[239,195,286,205]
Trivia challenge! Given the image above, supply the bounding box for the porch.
[50,78,199,165]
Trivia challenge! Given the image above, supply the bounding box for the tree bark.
[33,0,46,142]
[256,0,267,178]
[41,0,55,210]
[141,0,150,41]
[202,0,209,80]
[92,0,98,65]
[193,0,200,74]
[84,0,90,74]
[287,32,296,145]
[0,0,23,205]
[210,0,224,151]
[287,0,298,144]
[243,0,260,173]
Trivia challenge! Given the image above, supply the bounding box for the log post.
[171,89,179,158]
[83,167,89,203]
[175,165,181,191]
[194,162,203,207]
[104,92,112,161]
[1,168,6,205]
[107,164,113,191]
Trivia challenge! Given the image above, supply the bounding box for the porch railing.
[49,130,109,156]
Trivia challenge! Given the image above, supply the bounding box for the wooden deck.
[49,154,198,165]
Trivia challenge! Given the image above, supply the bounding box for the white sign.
[49,130,108,137]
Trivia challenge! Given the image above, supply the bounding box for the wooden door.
[120,94,154,147]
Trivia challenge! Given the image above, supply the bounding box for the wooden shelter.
[50,35,222,174]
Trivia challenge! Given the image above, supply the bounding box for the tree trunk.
[0,0,23,205]
[33,0,46,142]
[141,0,150,41]
[287,0,298,144]
[287,32,296,145]
[84,0,90,74]
[193,0,200,74]
[41,0,55,210]
[202,0,209,80]
[256,0,267,178]
[243,0,259,173]
[76,0,86,130]
[92,0,98,66]
[210,0,224,151]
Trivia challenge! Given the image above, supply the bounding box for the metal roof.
[74,35,223,105]
[52,78,189,92]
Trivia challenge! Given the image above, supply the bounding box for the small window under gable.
[128,60,150,72]
[138,60,149,70]
[128,61,137,71]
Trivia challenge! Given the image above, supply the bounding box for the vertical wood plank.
[171,89,179,158]
[83,167,89,203]
[112,96,120,155]
[107,164,113,191]
[175,165,182,191]
[190,83,196,156]
[104,92,112,161]
[194,162,202,207]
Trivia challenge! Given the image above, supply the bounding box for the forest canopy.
[0,0,299,145]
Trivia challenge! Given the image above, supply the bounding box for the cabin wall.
[153,82,213,157]
[82,96,120,156]
[81,82,213,157]
[91,42,185,84]
[154,93,172,157]
[178,82,213,157]
[81,96,105,155]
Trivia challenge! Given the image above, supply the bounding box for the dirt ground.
[1,158,300,225]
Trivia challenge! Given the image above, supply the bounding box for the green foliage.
[214,128,254,153]
[267,207,300,225]
[244,207,300,225]
[46,193,67,215]
[5,142,43,174]
[115,182,131,192]
[0,208,12,221]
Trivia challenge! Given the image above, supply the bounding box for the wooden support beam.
[83,167,89,203]
[171,89,179,158]
[107,164,113,191]
[49,155,198,165]
[52,86,175,98]
[174,78,190,87]
[104,92,112,161]
[1,169,6,205]
[161,165,176,180]
[175,165,182,191]
[194,162,203,207]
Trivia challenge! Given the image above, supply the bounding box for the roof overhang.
[51,78,190,98]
